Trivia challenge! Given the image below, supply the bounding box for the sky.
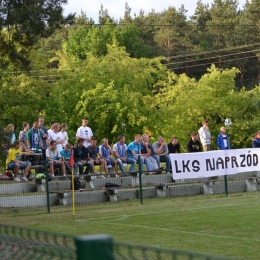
[63,0,247,23]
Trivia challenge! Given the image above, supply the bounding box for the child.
[217,126,230,150]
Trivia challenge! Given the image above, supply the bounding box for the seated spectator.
[152,136,171,174]
[168,136,181,153]
[87,137,106,176]
[74,138,92,176]
[6,140,32,181]
[99,138,118,174]
[141,134,158,173]
[19,122,29,151]
[112,135,136,176]
[217,126,230,150]
[46,140,67,178]
[127,134,144,172]
[27,121,43,152]
[252,130,260,148]
[187,132,202,152]
[60,143,73,174]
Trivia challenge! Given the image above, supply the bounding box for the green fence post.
[224,174,228,197]
[45,160,50,213]
[138,155,143,204]
[74,234,114,260]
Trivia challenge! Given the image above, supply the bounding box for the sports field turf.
[1,192,260,259]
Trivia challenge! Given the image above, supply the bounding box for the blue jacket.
[216,134,230,150]
[252,136,260,148]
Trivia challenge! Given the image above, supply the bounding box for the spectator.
[46,140,67,179]
[252,130,260,148]
[198,119,212,151]
[112,135,136,176]
[38,117,49,163]
[59,123,69,149]
[141,134,158,173]
[60,143,73,174]
[6,140,32,181]
[74,138,92,176]
[87,137,105,176]
[99,138,118,174]
[127,134,144,172]
[76,117,93,148]
[168,136,181,154]
[217,126,230,150]
[47,121,56,137]
[187,132,202,153]
[152,136,171,174]
[27,121,43,152]
[48,123,64,151]
[19,122,29,150]
[4,124,15,144]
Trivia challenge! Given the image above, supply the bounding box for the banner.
[169,148,260,180]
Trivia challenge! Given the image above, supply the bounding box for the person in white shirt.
[47,121,56,137]
[48,123,64,151]
[76,117,93,148]
[59,123,69,149]
[198,119,212,151]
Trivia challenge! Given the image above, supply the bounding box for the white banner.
[169,148,260,180]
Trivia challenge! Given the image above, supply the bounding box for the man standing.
[38,117,49,163]
[198,119,212,151]
[76,117,93,148]
[27,122,43,152]
[19,122,29,150]
[152,136,171,174]
[113,135,136,176]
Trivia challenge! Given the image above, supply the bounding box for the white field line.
[76,200,260,221]
[75,200,260,242]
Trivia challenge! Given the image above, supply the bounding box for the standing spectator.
[127,134,144,172]
[38,117,49,163]
[168,136,181,154]
[74,138,92,176]
[27,122,43,152]
[252,130,260,148]
[47,121,56,137]
[112,135,136,176]
[46,140,67,178]
[217,126,230,150]
[4,124,16,144]
[198,119,212,151]
[99,138,118,174]
[76,117,93,148]
[152,136,171,174]
[59,123,69,149]
[19,122,29,150]
[48,123,64,151]
[87,137,105,176]
[6,140,32,181]
[187,132,202,153]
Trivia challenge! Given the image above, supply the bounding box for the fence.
[0,224,243,260]
[0,156,260,212]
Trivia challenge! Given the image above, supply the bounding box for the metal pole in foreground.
[45,160,50,213]
[224,174,228,197]
[138,155,143,204]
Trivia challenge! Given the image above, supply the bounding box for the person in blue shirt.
[217,126,230,150]
[252,130,260,148]
[60,143,73,174]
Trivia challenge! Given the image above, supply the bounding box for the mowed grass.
[1,192,260,259]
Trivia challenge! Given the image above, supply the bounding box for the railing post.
[45,160,50,213]
[224,174,228,197]
[138,155,143,204]
[74,234,114,260]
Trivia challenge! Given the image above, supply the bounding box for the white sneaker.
[107,165,112,168]
[101,175,106,178]
[123,163,127,167]
[20,176,28,181]
[14,177,21,182]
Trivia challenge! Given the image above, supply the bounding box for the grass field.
[1,192,260,259]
